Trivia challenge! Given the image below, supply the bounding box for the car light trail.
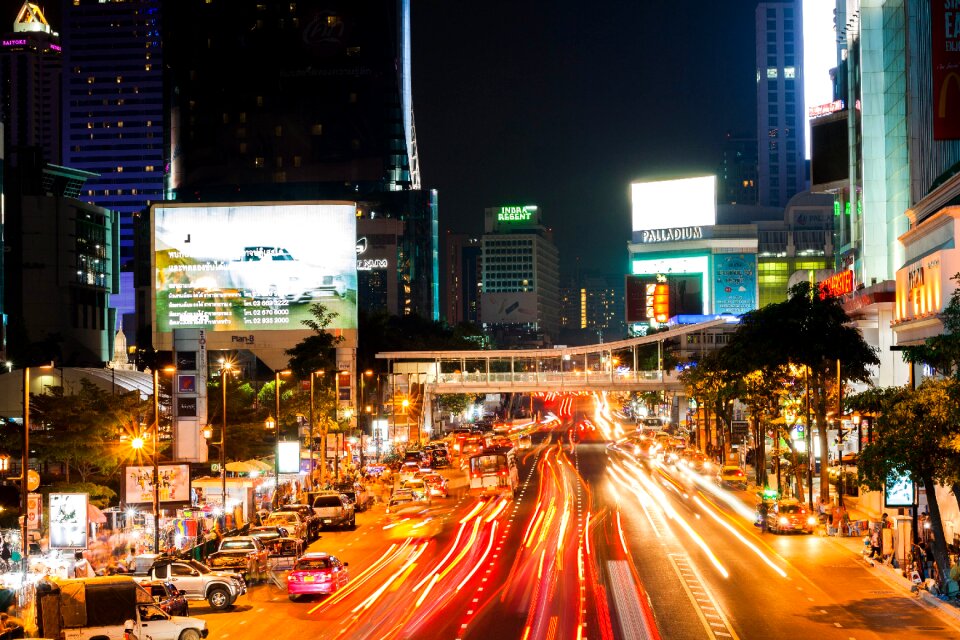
[455,520,497,591]
[437,517,483,581]
[693,495,788,578]
[352,541,429,613]
[615,509,629,554]
[459,499,487,524]
[308,541,407,614]
[411,520,468,592]
[485,497,509,523]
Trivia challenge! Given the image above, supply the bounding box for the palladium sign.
[639,226,704,243]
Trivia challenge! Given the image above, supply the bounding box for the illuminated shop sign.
[357,258,388,271]
[638,226,704,243]
[808,100,845,118]
[497,205,537,222]
[819,269,854,299]
[2,39,27,46]
[895,253,945,323]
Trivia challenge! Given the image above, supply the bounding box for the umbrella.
[225,461,256,473]
[87,503,107,524]
[247,460,274,473]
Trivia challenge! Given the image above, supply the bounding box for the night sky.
[412,1,763,277]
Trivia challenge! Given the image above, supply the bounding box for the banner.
[27,493,42,531]
[932,0,960,139]
[49,493,88,549]
[125,464,192,505]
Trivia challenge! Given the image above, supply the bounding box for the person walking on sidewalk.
[868,517,883,559]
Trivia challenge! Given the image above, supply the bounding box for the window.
[768,128,778,138]
[254,157,264,168]
[768,116,778,126]
[767,44,777,55]
[171,564,194,577]
[767,79,777,90]
[767,56,777,66]
[784,67,796,79]
[767,19,776,31]
[767,68,778,79]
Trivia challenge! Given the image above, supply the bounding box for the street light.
[151,366,176,552]
[308,370,325,490]
[273,369,291,497]
[17,362,52,574]
[217,362,233,527]
[401,398,410,447]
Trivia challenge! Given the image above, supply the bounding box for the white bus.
[467,447,519,498]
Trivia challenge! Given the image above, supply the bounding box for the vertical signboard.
[713,253,757,316]
[932,0,960,139]
[27,493,42,531]
[49,493,89,549]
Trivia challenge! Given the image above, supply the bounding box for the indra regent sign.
[639,226,704,243]
[497,205,537,222]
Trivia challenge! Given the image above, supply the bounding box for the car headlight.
[807,517,816,526]
[779,517,788,525]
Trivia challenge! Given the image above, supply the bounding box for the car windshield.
[314,496,343,508]
[266,514,298,524]
[295,558,331,571]
[779,504,803,514]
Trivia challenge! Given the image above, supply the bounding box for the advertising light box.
[153,202,357,334]
[632,255,710,314]
[481,291,539,324]
[278,441,300,474]
[631,176,716,232]
[712,254,757,316]
[49,493,88,549]
[125,464,192,505]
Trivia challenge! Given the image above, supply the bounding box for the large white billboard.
[481,292,538,324]
[153,202,357,334]
[631,176,716,232]
[49,493,88,549]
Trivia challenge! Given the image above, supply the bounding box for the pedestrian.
[830,503,845,536]
[757,500,769,533]
[868,516,885,559]
[73,551,94,578]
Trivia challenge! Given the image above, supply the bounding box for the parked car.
[206,536,269,583]
[310,492,356,529]
[386,489,416,513]
[139,558,246,611]
[286,553,349,601]
[399,461,422,483]
[275,504,321,541]
[139,580,189,617]
[334,482,371,512]
[248,525,302,557]
[263,511,307,540]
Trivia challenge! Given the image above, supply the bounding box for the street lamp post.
[151,366,176,553]
[273,370,291,498]
[219,362,232,527]
[359,370,372,470]
[402,398,410,448]
[19,363,52,574]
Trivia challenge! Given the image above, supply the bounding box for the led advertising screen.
[625,274,704,323]
[153,202,357,334]
[884,470,915,507]
[810,114,849,187]
[632,255,710,314]
[631,176,716,232]
[278,441,301,474]
[125,464,192,505]
[49,493,88,549]
[713,254,757,316]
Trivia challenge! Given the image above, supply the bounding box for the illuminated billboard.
[631,176,716,232]
[632,255,710,314]
[153,202,357,336]
[125,464,192,506]
[481,292,539,324]
[278,441,300,474]
[49,493,88,549]
[625,274,704,323]
[713,254,757,316]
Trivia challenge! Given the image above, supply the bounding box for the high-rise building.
[0,2,61,169]
[809,1,960,388]
[755,1,807,208]
[480,205,559,347]
[444,232,481,326]
[60,0,165,271]
[718,132,758,205]
[558,273,626,345]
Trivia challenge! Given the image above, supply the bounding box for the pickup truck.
[36,575,209,640]
[206,536,269,583]
[138,557,246,611]
[334,482,371,512]
[311,492,356,529]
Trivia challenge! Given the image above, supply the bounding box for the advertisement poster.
[480,292,538,324]
[125,464,191,505]
[713,253,757,316]
[154,203,357,333]
[277,442,300,474]
[27,493,42,531]
[178,374,197,393]
[884,469,915,507]
[49,493,88,549]
[932,0,960,139]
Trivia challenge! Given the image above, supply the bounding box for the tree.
[437,393,473,421]
[285,303,345,379]
[721,282,878,501]
[679,351,741,455]
[857,380,958,582]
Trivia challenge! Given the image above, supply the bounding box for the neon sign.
[808,100,845,118]
[819,270,854,298]
[639,226,703,243]
[497,205,537,222]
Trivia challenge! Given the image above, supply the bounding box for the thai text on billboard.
[932,1,960,139]
[153,202,357,333]
[125,464,192,505]
[713,254,757,316]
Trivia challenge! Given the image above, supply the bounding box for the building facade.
[0,2,61,169]
[718,132,758,206]
[480,205,559,347]
[444,232,481,326]
[558,273,626,346]
[755,1,807,208]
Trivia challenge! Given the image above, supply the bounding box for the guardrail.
[431,370,677,389]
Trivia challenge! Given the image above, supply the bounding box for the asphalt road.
[190,396,960,639]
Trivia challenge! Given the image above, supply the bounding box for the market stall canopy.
[87,503,107,524]
[225,461,257,473]
[247,460,273,473]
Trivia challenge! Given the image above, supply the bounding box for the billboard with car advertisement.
[480,291,539,324]
[124,464,192,505]
[152,201,357,339]
[49,493,88,549]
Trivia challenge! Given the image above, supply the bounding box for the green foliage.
[40,481,117,509]
[438,393,473,417]
[285,303,345,379]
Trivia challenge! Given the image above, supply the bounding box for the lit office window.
[766,68,778,79]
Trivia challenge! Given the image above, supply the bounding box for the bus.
[468,447,519,498]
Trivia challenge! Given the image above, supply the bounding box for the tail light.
[287,572,301,582]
